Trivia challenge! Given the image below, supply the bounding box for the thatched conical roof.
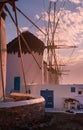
[7,31,44,55]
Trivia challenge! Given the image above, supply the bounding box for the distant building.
[47,67,59,84]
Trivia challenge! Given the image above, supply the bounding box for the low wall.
[0,97,45,129]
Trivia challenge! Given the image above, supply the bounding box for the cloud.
[36,26,46,41]
[62,65,83,84]
[78,49,83,54]
[20,27,29,32]
[60,9,83,45]
[49,0,57,2]
[34,14,40,20]
[38,9,83,47]
[69,0,81,4]
[36,0,83,71]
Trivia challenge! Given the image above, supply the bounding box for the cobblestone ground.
[1,112,83,130]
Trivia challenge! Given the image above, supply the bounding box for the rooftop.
[7,31,44,54]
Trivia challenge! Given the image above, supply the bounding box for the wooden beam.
[45,45,77,49]
[0,0,17,3]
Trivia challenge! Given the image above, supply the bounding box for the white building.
[28,84,83,110]
[6,31,60,95]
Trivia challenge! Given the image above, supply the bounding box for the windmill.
[0,0,77,101]
[0,0,45,100]
[44,1,77,84]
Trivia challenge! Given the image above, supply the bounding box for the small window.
[78,91,82,95]
[18,51,21,57]
[71,87,75,92]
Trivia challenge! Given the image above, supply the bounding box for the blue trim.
[71,87,75,92]
[14,77,20,91]
[40,90,54,108]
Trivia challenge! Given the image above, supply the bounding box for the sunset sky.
[5,0,83,84]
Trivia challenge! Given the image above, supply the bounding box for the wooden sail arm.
[61,70,70,72]
[0,16,5,100]
[0,0,10,3]
[0,0,17,15]
[57,70,70,75]
[60,73,69,75]
[45,45,77,49]
[13,2,28,93]
[47,64,65,67]
[1,1,46,36]
[0,0,17,3]
[15,5,46,36]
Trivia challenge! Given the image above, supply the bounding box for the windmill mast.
[0,1,8,101]
[45,1,77,84]
[46,1,60,84]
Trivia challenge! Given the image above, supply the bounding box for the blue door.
[14,77,20,91]
[40,90,54,108]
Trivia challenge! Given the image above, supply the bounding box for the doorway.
[40,90,54,108]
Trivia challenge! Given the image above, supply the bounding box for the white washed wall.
[6,53,21,94]
[6,52,43,94]
[0,18,7,100]
[29,84,83,109]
